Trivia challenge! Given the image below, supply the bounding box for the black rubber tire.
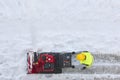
[72,52,75,54]
[72,65,75,68]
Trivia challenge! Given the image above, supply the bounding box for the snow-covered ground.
[0,0,120,80]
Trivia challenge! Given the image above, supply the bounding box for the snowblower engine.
[27,52,74,73]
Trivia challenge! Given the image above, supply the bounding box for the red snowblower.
[27,51,75,74]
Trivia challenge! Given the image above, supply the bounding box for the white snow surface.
[0,0,120,80]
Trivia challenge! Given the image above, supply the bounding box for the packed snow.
[0,0,120,80]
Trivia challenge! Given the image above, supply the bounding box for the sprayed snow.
[0,0,120,80]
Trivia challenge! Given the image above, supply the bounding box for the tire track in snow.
[21,74,120,80]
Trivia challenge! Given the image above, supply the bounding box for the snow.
[0,0,120,80]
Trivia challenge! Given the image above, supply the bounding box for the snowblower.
[27,51,75,74]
